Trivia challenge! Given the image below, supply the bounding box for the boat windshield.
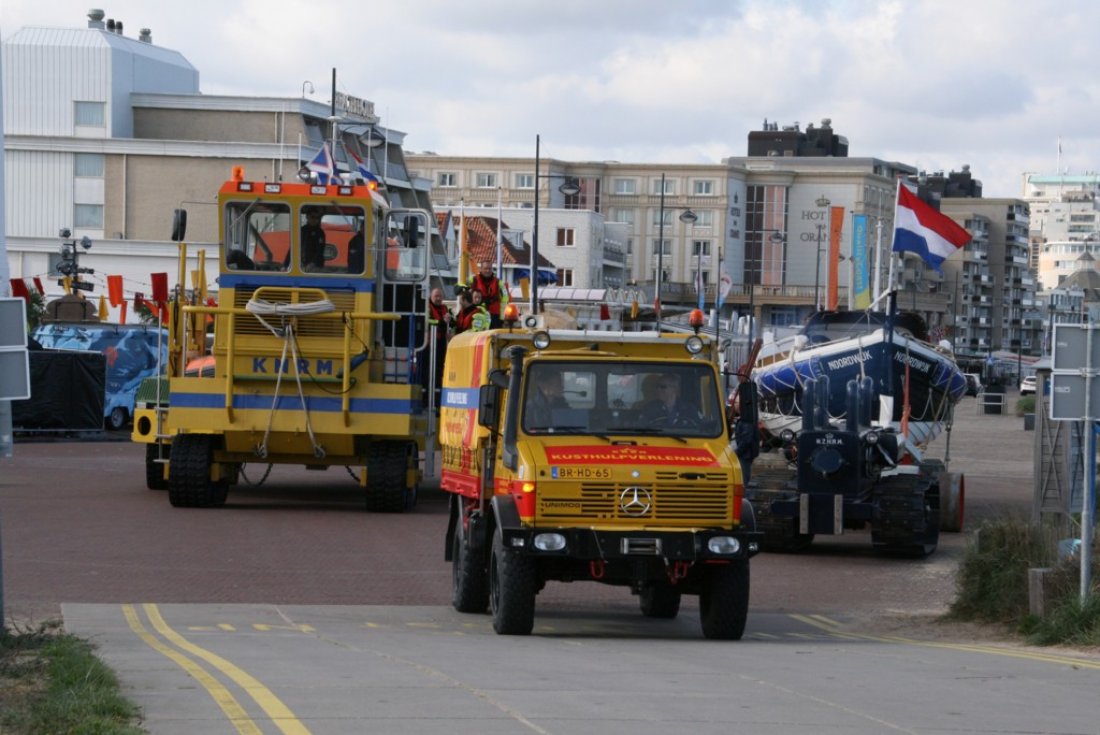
[521,361,725,438]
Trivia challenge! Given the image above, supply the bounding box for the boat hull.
[753,328,966,447]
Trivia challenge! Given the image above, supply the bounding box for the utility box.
[0,298,30,400]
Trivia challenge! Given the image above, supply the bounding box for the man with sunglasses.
[639,373,702,428]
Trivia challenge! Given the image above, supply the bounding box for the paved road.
[5,392,1087,734]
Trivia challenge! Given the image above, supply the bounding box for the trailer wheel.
[145,443,170,490]
[168,434,227,508]
[452,515,489,613]
[489,530,537,635]
[364,441,414,513]
[639,583,682,619]
[699,560,749,640]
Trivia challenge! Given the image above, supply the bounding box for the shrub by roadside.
[949,515,1100,647]
[0,620,145,734]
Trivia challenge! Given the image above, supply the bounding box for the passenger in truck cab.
[639,373,702,428]
[525,371,568,429]
[299,207,326,270]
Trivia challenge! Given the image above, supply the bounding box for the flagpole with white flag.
[496,185,503,281]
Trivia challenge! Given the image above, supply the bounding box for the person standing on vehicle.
[468,260,507,329]
[423,287,453,406]
[454,289,490,334]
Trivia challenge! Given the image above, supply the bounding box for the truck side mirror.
[171,209,188,242]
[478,384,500,429]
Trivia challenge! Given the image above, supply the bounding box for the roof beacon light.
[689,308,705,333]
[231,166,245,182]
[503,303,520,329]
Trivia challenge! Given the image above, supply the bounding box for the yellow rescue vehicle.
[441,310,760,637]
[132,167,435,511]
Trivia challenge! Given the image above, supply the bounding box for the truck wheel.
[364,441,413,513]
[452,517,489,614]
[106,406,128,431]
[699,560,749,640]
[639,584,682,619]
[145,443,170,490]
[489,530,537,635]
[168,434,228,508]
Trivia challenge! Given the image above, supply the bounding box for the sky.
[2,0,1098,198]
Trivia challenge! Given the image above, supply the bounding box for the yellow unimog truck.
[132,167,434,511]
[440,313,760,637]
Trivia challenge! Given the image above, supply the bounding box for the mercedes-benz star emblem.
[619,486,652,517]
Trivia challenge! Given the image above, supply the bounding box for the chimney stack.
[87,9,105,29]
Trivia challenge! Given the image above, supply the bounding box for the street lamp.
[814,195,830,310]
[681,208,699,308]
[531,134,581,314]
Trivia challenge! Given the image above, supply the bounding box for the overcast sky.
[3,0,1098,198]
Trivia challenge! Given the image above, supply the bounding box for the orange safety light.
[689,308,705,331]
[502,302,520,326]
[231,166,245,182]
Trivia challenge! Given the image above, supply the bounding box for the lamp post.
[656,173,667,330]
[681,208,699,308]
[747,230,785,340]
[813,195,830,310]
[530,134,581,314]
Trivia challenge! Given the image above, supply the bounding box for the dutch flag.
[892,184,971,272]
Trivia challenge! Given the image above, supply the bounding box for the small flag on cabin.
[97,294,109,321]
[307,143,337,185]
[348,150,380,185]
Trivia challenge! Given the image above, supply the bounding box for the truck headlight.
[533,533,566,551]
[707,536,741,555]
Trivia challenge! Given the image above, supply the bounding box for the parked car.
[1019,375,1037,396]
[964,373,983,396]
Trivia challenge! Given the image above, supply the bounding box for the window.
[613,178,637,195]
[437,172,456,187]
[693,270,710,286]
[694,210,714,227]
[652,178,675,195]
[693,180,715,196]
[651,239,670,256]
[557,268,574,286]
[74,204,103,229]
[652,210,672,227]
[626,238,634,254]
[516,173,535,189]
[74,101,104,127]
[556,228,575,247]
[692,240,711,257]
[610,209,635,225]
[74,153,104,177]
[475,172,497,188]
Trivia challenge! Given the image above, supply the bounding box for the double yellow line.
[122,603,311,735]
[791,613,1100,670]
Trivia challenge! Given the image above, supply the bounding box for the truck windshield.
[522,362,725,438]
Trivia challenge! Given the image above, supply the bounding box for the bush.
[949,515,1058,623]
[1015,395,1036,417]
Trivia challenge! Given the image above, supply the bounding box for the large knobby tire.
[452,515,489,614]
[364,441,415,513]
[167,434,228,508]
[639,583,682,619]
[699,560,750,640]
[145,443,170,490]
[489,530,537,635]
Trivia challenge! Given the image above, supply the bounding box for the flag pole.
[496,185,503,283]
[885,177,902,299]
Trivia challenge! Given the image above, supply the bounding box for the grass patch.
[949,515,1100,647]
[0,620,144,735]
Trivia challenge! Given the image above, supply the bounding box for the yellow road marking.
[219,624,237,631]
[253,623,316,633]
[789,614,1100,669]
[122,604,262,735]
[144,604,313,735]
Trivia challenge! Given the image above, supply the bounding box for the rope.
[246,296,332,460]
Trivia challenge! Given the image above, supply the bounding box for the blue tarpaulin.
[512,268,558,285]
[32,323,167,425]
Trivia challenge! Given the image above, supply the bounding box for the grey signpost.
[1050,324,1098,602]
